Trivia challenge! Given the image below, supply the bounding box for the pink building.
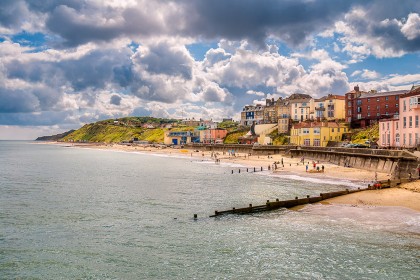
[200,128,228,144]
[379,86,420,148]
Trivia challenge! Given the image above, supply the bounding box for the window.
[409,133,412,146]
[377,98,380,102]
[386,96,389,101]
[348,101,351,107]
[357,107,361,113]
[396,103,399,108]
[337,128,340,132]
[385,104,388,108]
[368,98,370,102]
[403,117,406,128]
[332,128,334,132]
[304,139,310,146]
[377,113,380,116]
[396,122,398,130]
[313,128,320,134]
[416,133,419,145]
[382,134,386,144]
[382,123,385,130]
[403,100,406,112]
[409,116,412,128]
[396,133,400,143]
[357,100,362,105]
[367,112,370,117]
[396,96,399,100]
[387,133,390,145]
[348,110,352,115]
[301,108,304,114]
[387,123,389,130]
[403,134,406,145]
[314,139,320,146]
[367,106,370,110]
[416,116,419,128]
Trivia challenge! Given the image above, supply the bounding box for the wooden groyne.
[209,179,405,217]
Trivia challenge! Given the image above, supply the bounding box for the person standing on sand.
[306,165,308,172]
[322,165,324,172]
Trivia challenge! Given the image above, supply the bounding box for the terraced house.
[345,86,407,128]
[379,86,420,148]
[310,94,345,121]
[290,122,349,147]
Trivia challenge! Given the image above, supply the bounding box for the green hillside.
[351,123,379,144]
[62,117,177,143]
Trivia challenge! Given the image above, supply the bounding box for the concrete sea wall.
[186,144,420,179]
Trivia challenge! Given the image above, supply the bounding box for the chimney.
[354,85,360,92]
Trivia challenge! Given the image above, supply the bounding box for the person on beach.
[322,165,324,172]
[306,165,308,172]
[375,171,378,181]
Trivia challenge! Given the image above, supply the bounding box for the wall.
[186,144,419,178]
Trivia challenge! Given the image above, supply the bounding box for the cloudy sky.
[0,0,419,139]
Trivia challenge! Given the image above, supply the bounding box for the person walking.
[321,165,324,172]
[306,165,308,172]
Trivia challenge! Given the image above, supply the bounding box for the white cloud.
[246,90,265,96]
[351,69,381,79]
[401,13,420,40]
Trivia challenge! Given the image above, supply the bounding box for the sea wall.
[186,144,419,179]
[290,147,419,179]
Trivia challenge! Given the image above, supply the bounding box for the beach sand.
[322,185,420,212]
[59,142,419,212]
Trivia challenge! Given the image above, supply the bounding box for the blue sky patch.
[186,42,219,61]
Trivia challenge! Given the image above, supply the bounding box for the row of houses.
[379,86,420,148]
[240,85,420,148]
[163,128,228,145]
[241,93,346,133]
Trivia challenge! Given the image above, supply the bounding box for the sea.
[0,141,419,279]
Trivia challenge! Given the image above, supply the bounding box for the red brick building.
[345,86,408,128]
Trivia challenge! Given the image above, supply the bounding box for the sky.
[0,0,419,140]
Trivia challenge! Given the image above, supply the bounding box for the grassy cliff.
[61,117,176,143]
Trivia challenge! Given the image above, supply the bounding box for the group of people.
[305,161,325,173]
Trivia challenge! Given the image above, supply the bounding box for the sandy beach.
[58,142,419,212]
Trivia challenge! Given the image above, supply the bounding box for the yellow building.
[290,122,348,147]
[310,94,346,121]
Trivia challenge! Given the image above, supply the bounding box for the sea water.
[0,141,418,279]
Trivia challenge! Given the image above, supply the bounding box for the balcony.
[315,107,325,111]
[410,103,420,110]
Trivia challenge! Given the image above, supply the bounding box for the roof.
[355,90,409,99]
[288,93,312,100]
[315,94,345,102]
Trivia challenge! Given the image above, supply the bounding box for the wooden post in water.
[194,214,197,219]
